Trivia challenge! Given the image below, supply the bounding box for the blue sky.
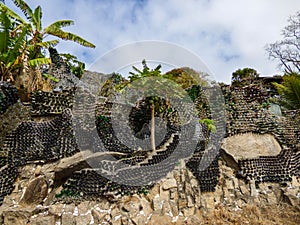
[5,0,300,83]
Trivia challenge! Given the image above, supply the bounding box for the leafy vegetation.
[0,0,95,91]
[200,118,216,133]
[231,68,259,86]
[265,11,300,110]
[119,60,165,151]
[60,53,86,79]
[99,73,125,98]
[164,67,209,89]
[273,73,300,110]
[55,189,80,199]
[113,60,213,151]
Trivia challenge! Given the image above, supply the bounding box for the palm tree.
[0,1,95,79]
[11,0,95,60]
[0,0,95,98]
[273,73,300,110]
[0,3,29,81]
[127,60,163,152]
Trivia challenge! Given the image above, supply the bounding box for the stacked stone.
[95,99,182,153]
[193,87,211,119]
[191,86,226,193]
[0,102,31,150]
[242,86,269,103]
[0,82,19,115]
[238,149,300,184]
[222,86,264,136]
[283,109,300,122]
[62,131,180,198]
[6,77,300,205]
[62,168,153,198]
[96,106,134,153]
[186,141,220,192]
[61,97,198,198]
[221,85,300,185]
[0,83,24,205]
[96,98,181,163]
[0,132,16,168]
[274,118,300,148]
[0,110,79,162]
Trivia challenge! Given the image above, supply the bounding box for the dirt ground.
[197,204,300,225]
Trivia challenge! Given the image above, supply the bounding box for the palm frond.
[12,0,33,20]
[6,24,29,65]
[0,32,8,53]
[44,20,74,31]
[45,28,95,48]
[36,40,59,48]
[0,3,25,23]
[42,73,59,82]
[0,11,11,53]
[32,6,42,32]
[28,57,51,67]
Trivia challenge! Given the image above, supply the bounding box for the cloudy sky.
[6,0,300,83]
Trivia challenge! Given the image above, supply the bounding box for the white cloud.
[6,0,300,83]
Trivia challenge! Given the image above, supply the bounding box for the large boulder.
[221,133,282,162]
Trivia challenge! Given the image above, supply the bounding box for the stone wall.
[217,85,300,186]
[0,156,299,225]
[0,78,300,224]
[0,109,79,205]
[220,84,300,148]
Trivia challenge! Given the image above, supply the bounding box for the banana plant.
[11,0,95,55]
[0,1,95,80]
[0,4,28,81]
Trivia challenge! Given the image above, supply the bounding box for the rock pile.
[0,157,299,225]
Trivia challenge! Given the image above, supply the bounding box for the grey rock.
[221,133,282,161]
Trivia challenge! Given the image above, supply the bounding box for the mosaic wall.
[0,82,19,115]
[31,89,75,115]
[239,149,300,185]
[221,85,300,148]
[220,84,300,184]
[62,97,220,198]
[1,75,300,205]
[0,109,79,204]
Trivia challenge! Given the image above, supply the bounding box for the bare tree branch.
[266,11,300,74]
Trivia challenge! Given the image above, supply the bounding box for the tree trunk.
[150,103,156,151]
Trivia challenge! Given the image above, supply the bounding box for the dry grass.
[197,204,300,225]
[14,69,53,102]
